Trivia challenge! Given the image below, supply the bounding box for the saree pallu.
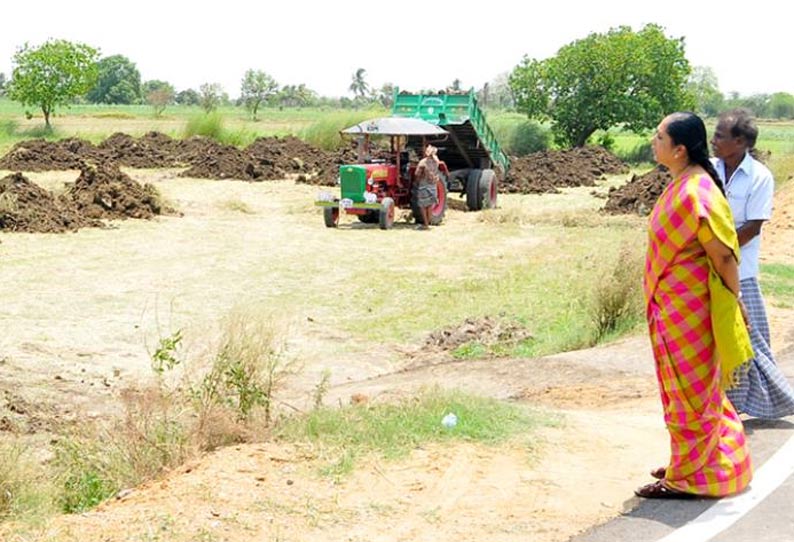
[645,172,753,497]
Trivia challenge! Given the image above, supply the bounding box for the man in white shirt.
[711,108,794,418]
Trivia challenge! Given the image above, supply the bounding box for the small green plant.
[151,329,183,375]
[191,308,296,424]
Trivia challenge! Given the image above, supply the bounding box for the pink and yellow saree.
[644,171,753,497]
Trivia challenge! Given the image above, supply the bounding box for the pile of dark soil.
[602,167,671,215]
[98,132,181,168]
[0,138,103,171]
[0,172,100,233]
[504,146,629,194]
[68,161,170,220]
[178,140,266,180]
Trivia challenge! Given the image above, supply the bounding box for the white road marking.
[657,434,794,542]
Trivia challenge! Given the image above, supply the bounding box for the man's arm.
[736,219,765,247]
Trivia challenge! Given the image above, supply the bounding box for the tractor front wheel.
[379,198,395,230]
[323,207,339,228]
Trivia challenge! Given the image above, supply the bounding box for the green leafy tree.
[768,92,794,119]
[725,93,770,118]
[176,88,200,106]
[7,39,99,128]
[86,54,141,104]
[240,69,278,120]
[349,68,369,99]
[509,24,692,147]
[686,66,724,117]
[377,82,395,108]
[199,83,223,113]
[276,84,316,108]
[449,79,462,91]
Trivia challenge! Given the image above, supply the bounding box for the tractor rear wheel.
[411,176,448,225]
[379,198,395,230]
[323,207,339,228]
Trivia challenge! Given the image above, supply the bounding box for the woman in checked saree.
[636,112,754,499]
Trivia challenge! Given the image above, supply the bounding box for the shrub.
[508,120,549,156]
[590,244,645,342]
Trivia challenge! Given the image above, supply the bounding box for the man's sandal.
[635,480,696,500]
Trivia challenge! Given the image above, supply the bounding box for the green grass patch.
[299,109,386,151]
[275,388,555,477]
[760,263,794,307]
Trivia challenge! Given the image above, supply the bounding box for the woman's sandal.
[635,480,696,500]
[650,467,666,480]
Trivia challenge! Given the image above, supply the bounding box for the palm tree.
[349,68,369,98]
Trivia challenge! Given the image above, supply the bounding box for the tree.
[240,69,278,120]
[686,66,724,117]
[376,83,395,108]
[176,88,200,106]
[509,24,692,147]
[199,83,223,113]
[140,82,173,118]
[768,92,794,119]
[349,68,369,99]
[7,39,99,128]
[0,72,7,97]
[87,54,141,104]
[449,79,462,92]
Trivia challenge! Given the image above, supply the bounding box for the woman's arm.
[698,219,751,326]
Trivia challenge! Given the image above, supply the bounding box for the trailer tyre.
[379,198,395,230]
[323,207,339,228]
[466,169,483,211]
[480,169,497,209]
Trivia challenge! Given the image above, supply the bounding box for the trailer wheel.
[379,197,395,230]
[480,169,497,209]
[466,169,483,211]
[323,207,339,228]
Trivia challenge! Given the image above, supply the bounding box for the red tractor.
[315,117,450,229]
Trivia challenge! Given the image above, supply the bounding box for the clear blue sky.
[1,0,790,99]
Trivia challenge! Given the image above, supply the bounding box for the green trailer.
[391,89,510,210]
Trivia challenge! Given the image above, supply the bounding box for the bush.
[183,112,224,140]
[507,120,549,156]
[616,141,654,165]
[590,244,645,342]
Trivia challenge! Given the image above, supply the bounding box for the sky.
[1,0,790,100]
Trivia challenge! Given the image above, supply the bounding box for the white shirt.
[711,152,774,280]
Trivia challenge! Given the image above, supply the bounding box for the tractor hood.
[340,117,448,136]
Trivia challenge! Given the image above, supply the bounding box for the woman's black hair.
[665,111,725,196]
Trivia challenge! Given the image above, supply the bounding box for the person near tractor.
[711,108,794,418]
[636,111,753,499]
[413,144,440,230]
